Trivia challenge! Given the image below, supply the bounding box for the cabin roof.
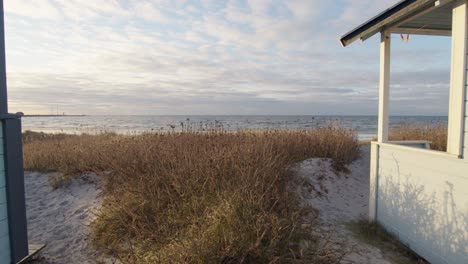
[340,0,455,47]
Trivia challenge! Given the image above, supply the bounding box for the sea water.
[21,115,448,141]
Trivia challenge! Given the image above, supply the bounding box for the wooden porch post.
[370,31,391,222]
[378,31,391,143]
[447,2,467,157]
[369,142,379,221]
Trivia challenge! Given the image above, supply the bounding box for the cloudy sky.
[5,0,452,115]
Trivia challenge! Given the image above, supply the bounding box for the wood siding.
[447,2,467,156]
[465,100,468,157]
[464,72,468,157]
[465,24,468,157]
[376,143,468,264]
[464,13,468,157]
[0,122,10,264]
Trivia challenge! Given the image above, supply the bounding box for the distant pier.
[23,114,86,117]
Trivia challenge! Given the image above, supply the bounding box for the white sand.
[294,146,401,264]
[25,172,106,264]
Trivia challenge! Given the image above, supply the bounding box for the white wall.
[464,60,468,158]
[0,123,10,263]
[464,101,467,157]
[376,143,468,264]
[464,15,468,158]
[448,2,468,156]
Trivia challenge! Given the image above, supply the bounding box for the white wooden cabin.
[341,1,467,263]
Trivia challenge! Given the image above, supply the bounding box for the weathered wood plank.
[28,244,45,253]
[0,217,7,237]
[0,203,7,221]
[0,186,6,204]
[17,244,46,264]
[0,171,4,188]
[463,112,467,158]
[465,100,468,116]
[465,96,468,113]
[0,157,4,172]
[0,233,11,264]
[464,132,468,147]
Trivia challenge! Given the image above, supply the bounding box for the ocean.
[21,115,448,141]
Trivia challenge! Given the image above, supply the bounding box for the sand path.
[25,172,104,264]
[295,145,411,264]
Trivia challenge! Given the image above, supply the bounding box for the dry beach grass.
[23,127,359,263]
[22,123,448,263]
[349,220,427,264]
[389,123,447,151]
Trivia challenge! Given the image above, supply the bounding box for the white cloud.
[6,0,62,20]
[4,0,451,115]
[133,1,168,22]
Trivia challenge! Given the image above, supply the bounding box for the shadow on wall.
[377,156,468,264]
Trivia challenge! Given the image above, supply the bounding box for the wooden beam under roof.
[391,27,451,35]
[386,0,453,31]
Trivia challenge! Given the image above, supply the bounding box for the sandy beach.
[295,146,399,264]
[25,172,104,263]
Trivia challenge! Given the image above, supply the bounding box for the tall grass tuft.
[389,123,447,151]
[23,127,359,263]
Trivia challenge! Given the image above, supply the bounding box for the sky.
[4,0,452,115]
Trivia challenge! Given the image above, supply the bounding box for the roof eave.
[340,0,437,47]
